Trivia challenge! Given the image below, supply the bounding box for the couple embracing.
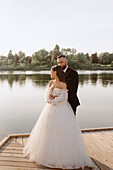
[23,55,94,169]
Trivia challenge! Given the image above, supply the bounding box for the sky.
[0,0,113,56]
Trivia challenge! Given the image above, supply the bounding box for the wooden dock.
[0,127,113,170]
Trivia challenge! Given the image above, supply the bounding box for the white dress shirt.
[63,65,69,73]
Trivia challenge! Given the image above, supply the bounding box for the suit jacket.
[64,66,80,114]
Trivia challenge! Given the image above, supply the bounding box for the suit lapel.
[64,67,71,81]
[64,66,70,75]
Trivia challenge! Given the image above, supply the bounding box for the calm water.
[0,70,113,141]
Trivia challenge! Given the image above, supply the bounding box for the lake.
[0,70,113,141]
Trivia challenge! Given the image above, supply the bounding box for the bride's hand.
[52,95,58,99]
[49,94,58,100]
[49,94,53,99]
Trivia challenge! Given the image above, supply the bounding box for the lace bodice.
[45,87,68,105]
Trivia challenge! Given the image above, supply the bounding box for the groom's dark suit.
[63,66,80,115]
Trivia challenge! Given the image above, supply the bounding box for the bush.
[73,60,82,69]
[92,63,101,67]
[31,61,40,67]
[8,59,14,65]
[111,61,113,67]
[41,61,46,65]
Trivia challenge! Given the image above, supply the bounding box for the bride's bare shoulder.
[60,82,67,90]
[48,80,67,89]
[48,80,54,87]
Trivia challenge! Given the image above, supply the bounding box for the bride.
[23,65,94,169]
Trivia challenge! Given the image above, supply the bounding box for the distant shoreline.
[0,66,113,71]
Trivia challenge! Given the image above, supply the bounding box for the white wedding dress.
[23,86,94,169]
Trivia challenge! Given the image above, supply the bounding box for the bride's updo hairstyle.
[52,65,66,83]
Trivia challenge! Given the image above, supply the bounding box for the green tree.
[91,53,98,63]
[14,53,20,64]
[32,49,48,62]
[61,48,77,56]
[18,51,25,58]
[98,52,111,64]
[76,53,88,64]
[51,44,61,63]
[8,59,14,65]
[19,56,26,63]
[8,50,13,60]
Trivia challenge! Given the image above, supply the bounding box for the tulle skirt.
[23,101,94,169]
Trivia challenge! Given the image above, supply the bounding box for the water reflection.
[90,74,98,85]
[0,73,113,88]
[0,74,51,88]
[0,71,113,141]
[98,73,113,87]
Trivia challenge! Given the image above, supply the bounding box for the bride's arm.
[46,88,58,103]
[45,81,68,104]
[46,80,58,101]
[47,90,68,105]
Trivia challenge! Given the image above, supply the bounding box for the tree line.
[0,44,113,70]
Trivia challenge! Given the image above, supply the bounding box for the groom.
[57,55,80,116]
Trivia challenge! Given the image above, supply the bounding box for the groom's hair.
[57,55,66,59]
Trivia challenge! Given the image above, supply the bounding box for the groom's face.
[57,57,67,70]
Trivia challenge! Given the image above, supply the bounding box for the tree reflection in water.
[0,72,113,88]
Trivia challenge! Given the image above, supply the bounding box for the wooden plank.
[0,164,49,170]
[0,160,38,168]
[5,140,21,146]
[22,137,28,146]
[0,158,93,170]
[0,136,10,149]
[0,161,94,170]
[0,152,26,158]
[13,137,28,146]
[83,134,110,170]
[0,165,92,170]
[0,156,31,162]
[16,137,24,145]
[5,142,23,147]
[88,132,113,165]
[104,131,113,141]
[81,127,113,132]
[8,133,30,138]
[0,160,67,169]
[91,132,113,155]
[5,139,24,146]
[2,146,23,151]
[0,166,40,170]
[0,149,23,154]
[83,133,113,169]
[4,138,16,144]
[0,141,23,150]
